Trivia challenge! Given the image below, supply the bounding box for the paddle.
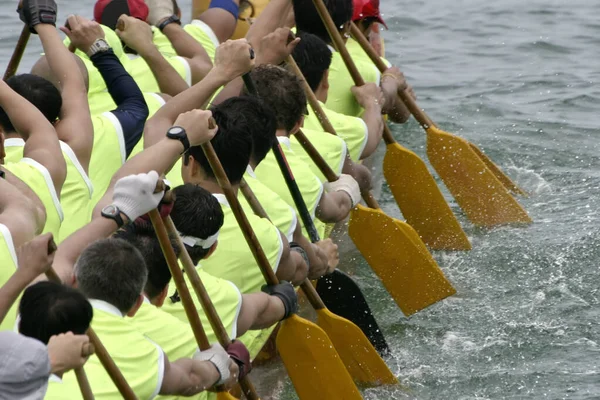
[149,208,253,400]
[349,22,532,226]
[200,139,362,399]
[242,73,390,351]
[45,266,133,400]
[305,4,472,250]
[240,157,397,386]
[3,25,30,81]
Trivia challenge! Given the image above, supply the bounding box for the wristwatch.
[87,38,111,58]
[157,15,181,32]
[289,242,310,268]
[101,204,126,227]
[166,126,190,154]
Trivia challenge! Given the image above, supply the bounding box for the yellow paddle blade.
[383,142,471,251]
[349,205,457,316]
[276,314,362,400]
[216,391,239,400]
[468,143,528,197]
[426,126,532,227]
[315,308,398,386]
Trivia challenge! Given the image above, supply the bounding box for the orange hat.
[352,0,387,29]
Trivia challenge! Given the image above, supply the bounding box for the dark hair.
[0,74,62,133]
[171,184,224,263]
[249,65,307,133]
[75,238,148,314]
[291,32,333,92]
[224,94,277,164]
[19,281,93,345]
[114,224,180,301]
[293,0,353,43]
[188,98,255,184]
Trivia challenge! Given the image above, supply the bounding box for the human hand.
[213,39,255,81]
[47,332,92,375]
[173,110,218,147]
[115,15,155,56]
[261,281,298,320]
[406,85,416,100]
[315,238,339,274]
[325,174,361,208]
[255,27,301,66]
[226,340,251,381]
[112,171,164,221]
[194,343,231,386]
[16,232,56,282]
[351,82,385,109]
[145,0,176,26]
[60,15,106,55]
[18,0,57,34]
[382,66,408,92]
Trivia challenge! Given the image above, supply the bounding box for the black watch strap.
[289,242,310,268]
[101,205,125,227]
[167,126,190,154]
[157,15,181,31]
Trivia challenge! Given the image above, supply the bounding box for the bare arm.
[160,354,220,396]
[315,191,352,223]
[237,292,286,334]
[116,16,189,97]
[274,231,308,285]
[0,80,66,195]
[245,0,292,49]
[291,222,329,279]
[161,23,213,84]
[38,22,93,173]
[380,72,411,124]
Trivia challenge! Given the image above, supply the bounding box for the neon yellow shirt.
[254,137,326,237]
[303,101,368,162]
[240,166,297,242]
[3,159,63,238]
[3,139,93,243]
[0,224,18,332]
[200,194,284,295]
[184,21,219,62]
[290,128,347,183]
[44,374,84,400]
[56,300,165,399]
[325,45,381,117]
[126,53,191,94]
[161,265,242,344]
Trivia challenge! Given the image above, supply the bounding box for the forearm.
[245,0,291,48]
[360,104,384,157]
[138,45,189,96]
[164,359,220,396]
[342,156,372,192]
[292,225,328,279]
[144,69,229,147]
[244,293,286,330]
[0,270,33,324]
[53,217,122,282]
[276,251,308,286]
[162,24,212,83]
[210,77,244,106]
[381,80,410,123]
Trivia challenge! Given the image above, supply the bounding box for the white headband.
[179,230,220,250]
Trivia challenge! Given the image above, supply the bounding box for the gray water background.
[2,0,600,398]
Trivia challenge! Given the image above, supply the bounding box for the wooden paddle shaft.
[148,210,211,349]
[45,267,135,399]
[348,22,434,130]
[74,363,95,400]
[3,26,30,81]
[201,142,278,285]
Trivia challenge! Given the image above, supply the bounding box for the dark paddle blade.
[317,269,390,356]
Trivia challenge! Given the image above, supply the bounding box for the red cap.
[352,0,387,29]
[94,0,149,30]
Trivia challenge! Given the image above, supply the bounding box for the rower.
[292,31,385,161]
[248,65,362,237]
[292,0,411,121]
[45,171,241,398]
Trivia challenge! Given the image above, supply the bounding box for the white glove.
[145,0,175,26]
[193,343,231,385]
[112,171,164,221]
[325,174,361,208]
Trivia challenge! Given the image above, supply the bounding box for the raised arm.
[64,15,150,158]
[36,19,94,173]
[245,0,292,49]
[0,80,66,195]
[116,15,189,97]
[315,174,360,223]
[144,38,254,147]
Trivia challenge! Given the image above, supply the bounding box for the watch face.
[169,126,184,136]
[102,204,119,217]
[97,39,110,49]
